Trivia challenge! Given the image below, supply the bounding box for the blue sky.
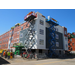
[0,9,75,35]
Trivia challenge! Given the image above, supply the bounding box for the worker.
[5,51,7,58]
[3,51,5,57]
[1,50,4,57]
[12,52,14,58]
[23,51,26,58]
[25,52,27,58]
[10,50,13,59]
[7,51,10,59]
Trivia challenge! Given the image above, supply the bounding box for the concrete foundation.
[34,49,66,58]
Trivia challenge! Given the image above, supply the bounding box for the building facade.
[0,11,68,56]
[68,33,75,52]
[0,22,29,51]
[20,12,68,56]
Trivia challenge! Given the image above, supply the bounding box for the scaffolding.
[46,18,58,57]
[24,11,37,53]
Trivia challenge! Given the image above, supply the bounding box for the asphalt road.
[0,57,10,65]
[0,56,75,65]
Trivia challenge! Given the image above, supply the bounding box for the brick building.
[68,33,75,51]
[0,11,68,57]
[0,22,29,51]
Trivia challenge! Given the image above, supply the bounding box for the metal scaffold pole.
[46,17,58,57]
[23,12,36,53]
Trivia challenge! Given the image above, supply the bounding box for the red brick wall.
[0,22,29,50]
[0,31,10,50]
[68,38,75,51]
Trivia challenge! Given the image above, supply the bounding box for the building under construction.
[0,11,68,57]
[19,11,68,57]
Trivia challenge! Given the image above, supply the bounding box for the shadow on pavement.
[50,54,75,59]
[0,57,10,65]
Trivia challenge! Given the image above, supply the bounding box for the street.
[0,56,75,65]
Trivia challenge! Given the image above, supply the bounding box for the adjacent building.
[68,32,75,52]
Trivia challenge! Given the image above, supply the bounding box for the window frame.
[65,31,67,35]
[72,43,74,46]
[40,20,44,25]
[39,39,44,45]
[17,31,19,35]
[20,33,23,38]
[39,29,44,35]
[56,34,59,39]
[56,42,59,47]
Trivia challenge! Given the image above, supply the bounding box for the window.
[39,39,44,45]
[7,33,9,36]
[1,36,2,39]
[56,28,58,31]
[39,29,44,35]
[56,34,59,39]
[7,39,8,42]
[21,26,23,30]
[72,43,74,46]
[5,34,6,37]
[17,31,19,35]
[65,37,68,41]
[17,38,18,41]
[70,39,72,42]
[65,31,67,35]
[4,44,5,47]
[56,42,59,47]
[6,44,7,47]
[10,32,11,35]
[20,33,23,38]
[40,20,44,25]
